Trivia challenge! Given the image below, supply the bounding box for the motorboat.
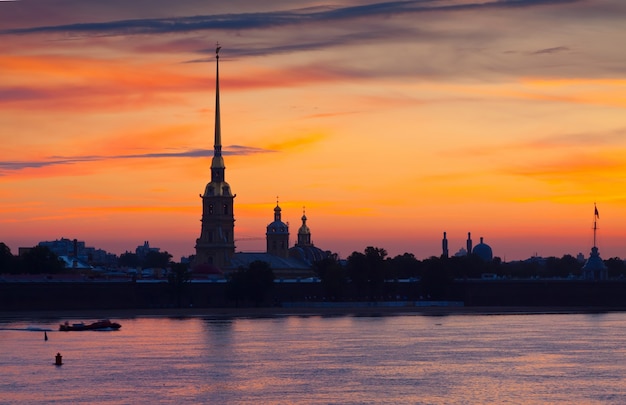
[59,319,121,331]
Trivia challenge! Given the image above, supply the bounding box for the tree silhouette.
[313,256,346,300]
[364,246,387,298]
[0,243,16,274]
[144,251,172,269]
[226,260,275,306]
[19,246,64,274]
[420,256,452,299]
[605,257,625,278]
[346,247,388,299]
[119,252,140,268]
[388,253,421,280]
[168,262,191,307]
[247,260,275,304]
[346,251,368,297]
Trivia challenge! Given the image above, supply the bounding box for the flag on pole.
[594,205,599,219]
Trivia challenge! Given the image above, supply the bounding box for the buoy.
[55,352,63,366]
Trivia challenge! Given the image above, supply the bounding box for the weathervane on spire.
[216,42,221,59]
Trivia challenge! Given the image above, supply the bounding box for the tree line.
[0,244,65,274]
[223,246,626,304]
[308,247,622,301]
[334,246,626,283]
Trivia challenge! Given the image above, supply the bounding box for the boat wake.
[0,326,53,331]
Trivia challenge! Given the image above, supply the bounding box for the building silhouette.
[472,237,493,262]
[37,237,115,267]
[192,48,329,277]
[266,201,290,258]
[289,208,330,264]
[135,241,159,262]
[448,232,493,261]
[230,202,327,278]
[194,47,236,269]
[582,204,608,280]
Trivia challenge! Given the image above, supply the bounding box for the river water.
[1,311,626,404]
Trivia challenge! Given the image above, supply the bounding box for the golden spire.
[213,42,222,160]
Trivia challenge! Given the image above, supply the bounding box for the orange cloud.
[76,205,196,214]
[264,132,327,152]
[0,54,208,111]
[508,150,626,180]
[512,77,626,108]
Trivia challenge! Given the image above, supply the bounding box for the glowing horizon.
[1,0,625,262]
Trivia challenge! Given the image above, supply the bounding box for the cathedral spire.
[211,43,225,182]
[214,44,222,157]
[195,43,235,270]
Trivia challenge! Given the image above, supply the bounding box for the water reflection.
[1,313,626,403]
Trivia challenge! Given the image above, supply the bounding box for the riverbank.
[2,305,625,320]
[4,279,626,313]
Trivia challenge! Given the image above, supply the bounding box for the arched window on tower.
[223,204,228,214]
[209,204,214,215]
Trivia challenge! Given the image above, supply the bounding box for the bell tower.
[194,45,236,269]
[266,200,289,258]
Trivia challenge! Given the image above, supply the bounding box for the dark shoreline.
[5,279,626,316]
[2,305,625,320]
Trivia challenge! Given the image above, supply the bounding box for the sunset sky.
[1,0,625,261]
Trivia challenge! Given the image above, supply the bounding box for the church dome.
[289,245,330,265]
[267,220,289,234]
[472,237,493,261]
[266,204,289,235]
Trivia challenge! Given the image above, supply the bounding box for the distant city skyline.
[1,0,625,261]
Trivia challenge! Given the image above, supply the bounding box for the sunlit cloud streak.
[506,152,626,183]
[532,46,570,55]
[1,0,578,37]
[450,127,626,156]
[0,146,275,173]
[0,54,361,111]
[185,27,418,62]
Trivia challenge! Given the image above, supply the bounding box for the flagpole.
[593,203,598,247]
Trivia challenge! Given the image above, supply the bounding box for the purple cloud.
[0,146,275,173]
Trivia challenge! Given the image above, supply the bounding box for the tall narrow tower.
[194,45,235,269]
